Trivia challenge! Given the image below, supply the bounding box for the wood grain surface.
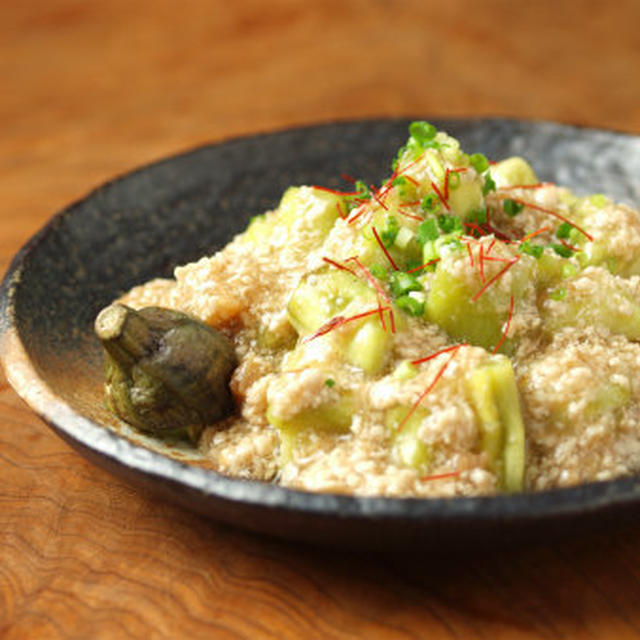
[3,1,640,638]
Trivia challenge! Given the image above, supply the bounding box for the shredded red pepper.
[472,257,520,302]
[302,307,389,343]
[498,182,553,191]
[372,226,399,271]
[421,470,461,483]
[341,172,356,184]
[321,256,357,276]
[346,256,396,333]
[406,258,441,274]
[505,198,594,242]
[370,186,389,211]
[466,241,475,268]
[335,202,347,219]
[443,167,466,202]
[481,255,513,264]
[520,226,551,243]
[347,203,372,226]
[411,343,465,366]
[397,207,424,222]
[430,180,450,211]
[398,345,463,432]
[492,295,514,354]
[559,238,581,252]
[311,185,362,197]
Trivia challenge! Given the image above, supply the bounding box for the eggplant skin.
[95,304,237,442]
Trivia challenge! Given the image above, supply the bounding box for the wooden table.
[3,1,640,637]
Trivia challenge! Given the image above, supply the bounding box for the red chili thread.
[506,198,594,242]
[481,255,513,264]
[492,295,514,354]
[335,202,347,219]
[341,172,356,184]
[406,258,441,274]
[397,346,463,433]
[312,185,362,197]
[303,316,346,342]
[430,181,450,211]
[498,182,553,191]
[403,174,420,187]
[483,223,512,242]
[443,167,466,201]
[520,226,551,243]
[323,255,391,332]
[463,222,487,237]
[377,298,388,332]
[302,307,389,343]
[472,257,520,302]
[411,343,465,366]
[372,226,399,271]
[479,245,486,283]
[559,238,581,252]
[321,256,357,276]
[421,470,461,483]
[376,169,400,202]
[466,241,475,268]
[397,208,424,222]
[369,185,389,211]
[346,256,396,333]
[347,203,372,226]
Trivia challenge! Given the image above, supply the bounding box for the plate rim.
[3,116,640,532]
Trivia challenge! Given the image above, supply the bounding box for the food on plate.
[98,121,640,497]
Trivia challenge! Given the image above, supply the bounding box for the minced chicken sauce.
[120,122,640,497]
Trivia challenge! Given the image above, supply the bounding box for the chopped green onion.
[421,193,440,213]
[550,243,574,258]
[437,214,463,234]
[588,194,607,208]
[503,199,524,217]
[354,180,370,199]
[344,178,371,210]
[390,271,423,297]
[448,171,461,190]
[417,219,439,244]
[369,264,387,280]
[549,287,567,301]
[520,240,544,259]
[392,146,407,170]
[555,222,573,239]
[409,121,437,143]
[482,174,497,196]
[468,208,488,225]
[396,295,425,317]
[469,153,490,173]
[443,236,463,252]
[380,216,399,248]
[324,378,336,388]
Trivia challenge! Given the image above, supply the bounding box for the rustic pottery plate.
[3,118,640,549]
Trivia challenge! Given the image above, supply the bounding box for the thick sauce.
[119,124,640,497]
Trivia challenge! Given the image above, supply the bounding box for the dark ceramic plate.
[3,118,640,550]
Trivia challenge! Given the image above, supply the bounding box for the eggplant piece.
[95,304,237,442]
